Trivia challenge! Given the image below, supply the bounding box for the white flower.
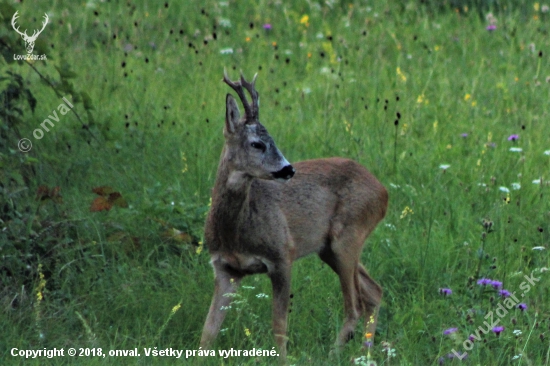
[389,183,400,188]
[256,293,269,298]
[532,178,543,184]
[316,32,324,39]
[219,18,232,28]
[511,183,521,190]
[220,48,233,54]
[509,147,523,152]
[513,329,522,336]
[499,186,510,193]
[439,164,450,170]
[478,183,487,187]
[532,246,546,250]
[544,150,550,155]
[512,353,522,360]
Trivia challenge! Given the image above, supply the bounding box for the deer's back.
[263,157,388,259]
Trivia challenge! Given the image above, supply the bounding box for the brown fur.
[200,72,388,362]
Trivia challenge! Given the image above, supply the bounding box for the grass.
[1,0,549,365]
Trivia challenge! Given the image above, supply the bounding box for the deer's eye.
[250,142,266,151]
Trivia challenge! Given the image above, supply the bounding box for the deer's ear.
[225,94,241,134]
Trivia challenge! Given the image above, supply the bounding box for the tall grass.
[1,0,549,365]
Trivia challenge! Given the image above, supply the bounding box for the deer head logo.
[11,11,49,54]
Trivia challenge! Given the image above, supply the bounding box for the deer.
[200,70,388,361]
[11,11,49,54]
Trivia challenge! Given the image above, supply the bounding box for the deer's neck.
[209,149,254,243]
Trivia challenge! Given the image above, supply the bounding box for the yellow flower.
[400,206,414,219]
[196,241,204,255]
[534,2,540,11]
[171,303,182,314]
[417,94,425,104]
[434,45,441,51]
[245,37,251,42]
[300,15,309,25]
[244,328,251,337]
[396,67,407,82]
[471,101,477,107]
[365,332,373,339]
[464,93,471,101]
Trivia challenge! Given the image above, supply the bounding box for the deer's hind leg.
[319,221,382,348]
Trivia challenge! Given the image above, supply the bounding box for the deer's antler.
[223,69,259,121]
[11,11,27,37]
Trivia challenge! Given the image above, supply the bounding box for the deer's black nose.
[272,165,295,180]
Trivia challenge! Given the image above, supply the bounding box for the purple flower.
[490,280,503,289]
[438,357,445,365]
[498,289,511,298]
[443,327,458,335]
[486,24,497,31]
[492,326,504,334]
[517,303,527,311]
[263,23,272,30]
[439,288,452,296]
[461,133,468,138]
[508,134,519,141]
[477,278,492,286]
[468,334,475,342]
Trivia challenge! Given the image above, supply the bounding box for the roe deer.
[200,71,388,360]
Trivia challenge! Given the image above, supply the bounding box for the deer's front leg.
[269,261,292,361]
[200,261,242,349]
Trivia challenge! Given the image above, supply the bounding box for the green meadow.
[1,0,549,364]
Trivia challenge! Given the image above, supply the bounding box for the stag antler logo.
[11,11,49,54]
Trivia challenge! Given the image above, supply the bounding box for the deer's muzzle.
[272,165,295,181]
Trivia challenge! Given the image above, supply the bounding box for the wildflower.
[244,328,251,337]
[219,48,233,54]
[499,186,510,193]
[400,206,414,219]
[543,5,550,13]
[499,289,511,298]
[461,133,468,138]
[512,354,522,360]
[300,15,309,26]
[492,326,504,334]
[490,280,503,289]
[439,288,452,296]
[517,303,528,311]
[439,164,450,170]
[464,93,471,101]
[171,303,182,314]
[443,327,458,335]
[468,335,475,341]
[544,150,550,155]
[508,134,519,141]
[511,183,521,190]
[396,67,407,82]
[532,246,545,250]
[513,329,523,336]
[263,23,272,30]
[477,278,492,286]
[486,24,497,31]
[509,147,523,152]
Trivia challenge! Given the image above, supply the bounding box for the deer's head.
[11,11,49,54]
[223,70,295,182]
